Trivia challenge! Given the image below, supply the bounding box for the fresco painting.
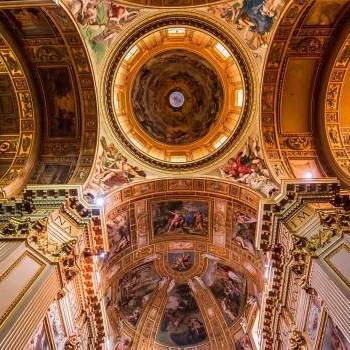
[88,137,146,195]
[233,212,257,254]
[202,259,246,326]
[131,50,223,145]
[65,0,141,59]
[305,295,322,346]
[107,211,131,260]
[207,0,285,53]
[158,284,207,347]
[24,321,49,350]
[118,263,161,326]
[38,67,77,139]
[210,264,246,325]
[4,9,54,37]
[321,316,350,350]
[168,251,195,272]
[220,136,278,197]
[114,335,132,350]
[152,200,209,236]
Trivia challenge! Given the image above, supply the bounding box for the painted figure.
[117,263,161,326]
[233,212,257,254]
[89,137,146,194]
[66,0,140,58]
[107,212,131,259]
[152,200,209,236]
[202,258,247,326]
[208,0,284,51]
[169,252,195,272]
[158,284,207,347]
[220,136,278,197]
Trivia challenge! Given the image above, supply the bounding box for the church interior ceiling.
[0,6,98,190]
[1,0,350,350]
[101,179,263,349]
[261,0,350,184]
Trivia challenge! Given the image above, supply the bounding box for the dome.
[131,49,223,145]
[105,17,252,171]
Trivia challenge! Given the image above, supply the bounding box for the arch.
[0,6,99,187]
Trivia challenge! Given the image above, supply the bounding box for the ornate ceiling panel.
[101,179,263,349]
[0,7,99,187]
[260,0,350,183]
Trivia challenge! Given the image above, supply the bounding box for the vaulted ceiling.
[1,1,350,349]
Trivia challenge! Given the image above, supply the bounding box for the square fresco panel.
[38,67,77,139]
[107,211,131,260]
[168,251,195,272]
[321,316,350,350]
[117,262,160,326]
[157,284,207,347]
[152,200,209,236]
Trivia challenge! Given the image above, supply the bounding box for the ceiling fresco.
[100,179,263,348]
[63,0,146,62]
[131,49,223,145]
[3,1,350,350]
[52,0,293,203]
[220,136,278,197]
[157,283,208,347]
[61,0,287,67]
[105,18,254,172]
[86,136,147,197]
[205,0,286,57]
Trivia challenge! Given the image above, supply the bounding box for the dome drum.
[105,16,253,171]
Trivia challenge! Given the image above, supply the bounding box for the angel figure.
[90,137,146,193]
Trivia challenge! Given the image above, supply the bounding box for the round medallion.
[131,50,223,145]
[169,91,185,108]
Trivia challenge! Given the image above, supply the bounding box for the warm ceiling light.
[215,42,230,59]
[304,171,313,179]
[95,197,105,206]
[214,135,228,149]
[167,27,186,35]
[124,45,138,61]
[236,89,244,107]
[170,155,187,162]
